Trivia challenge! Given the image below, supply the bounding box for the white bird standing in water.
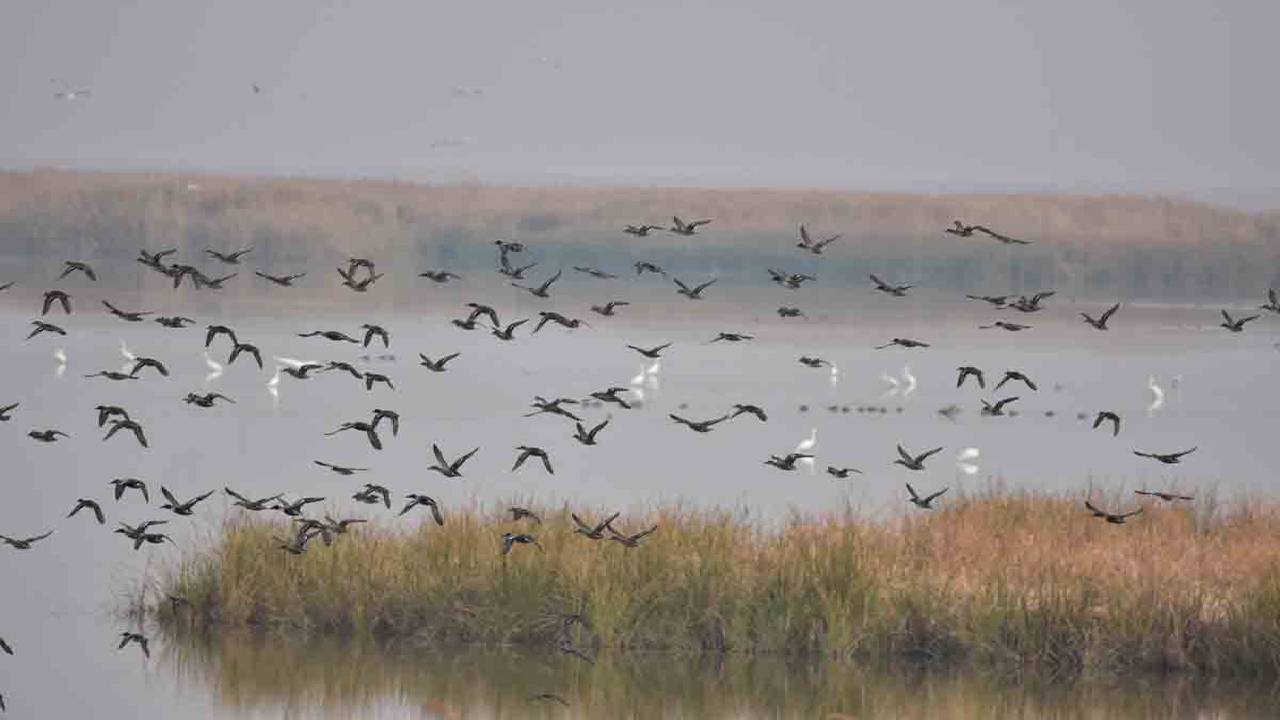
[1147,375,1164,416]
[53,348,67,378]
[204,350,223,383]
[957,447,980,475]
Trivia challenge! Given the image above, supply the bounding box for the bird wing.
[1100,303,1120,323]
[1085,500,1105,515]
[693,278,718,293]
[570,514,592,532]
[669,414,690,426]
[923,488,949,504]
[91,502,105,524]
[689,219,711,228]
[896,444,913,463]
[671,277,691,293]
[993,397,1018,412]
[588,419,609,440]
[905,482,919,500]
[160,486,178,506]
[869,274,887,289]
[799,225,810,244]
[453,447,480,471]
[431,445,448,467]
[918,447,944,463]
[1173,447,1197,458]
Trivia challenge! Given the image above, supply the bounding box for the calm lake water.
[1,265,1278,717]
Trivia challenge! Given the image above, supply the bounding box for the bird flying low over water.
[796,224,840,254]
[875,338,930,350]
[418,352,460,372]
[590,300,630,316]
[1220,310,1259,333]
[956,366,985,389]
[995,371,1037,392]
[626,342,671,359]
[669,413,730,433]
[673,277,717,300]
[624,224,662,236]
[669,216,711,235]
[980,397,1019,416]
[572,419,610,445]
[945,221,1030,244]
[869,274,910,297]
[1081,303,1121,330]
[59,260,97,281]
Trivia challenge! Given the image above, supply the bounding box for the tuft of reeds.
[153,490,1280,677]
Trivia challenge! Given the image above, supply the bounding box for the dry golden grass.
[4,169,1276,257]
[154,489,1280,677]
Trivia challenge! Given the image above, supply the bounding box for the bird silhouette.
[502,532,543,555]
[966,294,1010,307]
[1081,303,1121,330]
[0,402,18,422]
[103,419,148,447]
[980,320,1031,332]
[869,274,911,297]
[764,452,813,471]
[573,266,618,279]
[117,632,150,658]
[26,320,67,340]
[608,523,658,548]
[129,357,169,377]
[509,507,542,523]
[1220,310,1259,333]
[956,366,985,389]
[109,478,149,502]
[183,392,235,408]
[205,325,238,348]
[363,372,394,391]
[875,338,929,350]
[796,224,841,254]
[1085,500,1142,524]
[826,466,863,479]
[228,342,263,369]
[1134,490,1194,502]
[624,224,662,236]
[669,413,729,433]
[0,530,54,549]
[777,306,806,318]
[980,396,1019,416]
[28,429,69,443]
[588,387,632,409]
[255,271,306,287]
[995,371,1037,391]
[572,512,620,539]
[400,494,445,524]
[352,484,392,509]
[274,496,324,517]
[159,487,214,516]
[418,270,460,283]
[669,216,711,235]
[513,446,554,474]
[59,261,97,281]
[526,397,582,421]
[626,342,671,359]
[361,324,390,348]
[730,404,767,421]
[42,290,71,315]
[428,444,479,477]
[101,301,151,322]
[326,421,383,450]
[224,488,284,511]
[673,277,717,299]
[590,300,630,316]
[491,318,529,341]
[206,247,253,264]
[313,460,368,476]
[572,419,610,445]
[155,315,195,328]
[634,261,666,276]
[299,330,360,343]
[67,499,105,524]
[1093,411,1121,437]
[512,269,562,298]
[906,482,948,509]
[895,444,943,471]
[1260,289,1280,314]
[1134,448,1197,464]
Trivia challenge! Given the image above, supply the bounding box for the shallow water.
[0,267,1278,717]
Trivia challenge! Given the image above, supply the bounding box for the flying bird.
[796,224,841,254]
[1134,448,1197,464]
[906,482,948,509]
[67,499,105,524]
[1220,310,1259,333]
[1081,303,1121,330]
[1085,500,1142,524]
[894,444,943,471]
[869,274,910,297]
[428,444,479,478]
[668,216,711,235]
[1093,411,1121,437]
[672,277,717,299]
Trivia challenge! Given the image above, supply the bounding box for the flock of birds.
[1,215,1278,714]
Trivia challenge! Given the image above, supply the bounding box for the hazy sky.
[3,0,1278,206]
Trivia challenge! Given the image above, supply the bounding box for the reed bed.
[154,490,1280,677]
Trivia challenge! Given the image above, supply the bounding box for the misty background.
[2,0,1279,209]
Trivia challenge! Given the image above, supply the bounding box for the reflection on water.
[161,631,1280,719]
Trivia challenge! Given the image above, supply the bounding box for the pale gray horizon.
[3,0,1279,209]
